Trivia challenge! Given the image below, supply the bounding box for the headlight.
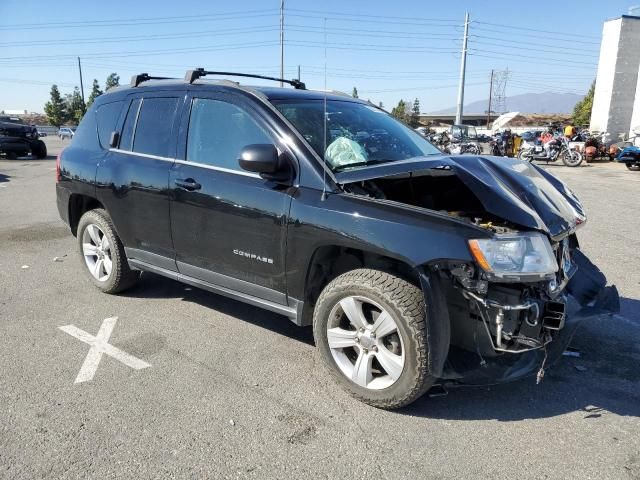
[468,232,558,281]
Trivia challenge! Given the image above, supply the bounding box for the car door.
[96,92,183,270]
[169,91,293,304]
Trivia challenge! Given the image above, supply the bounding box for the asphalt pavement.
[1,137,639,479]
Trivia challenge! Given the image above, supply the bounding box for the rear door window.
[119,98,141,151]
[132,97,179,158]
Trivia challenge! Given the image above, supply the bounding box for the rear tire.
[313,269,437,409]
[31,140,47,159]
[562,150,583,167]
[517,150,532,161]
[77,209,140,294]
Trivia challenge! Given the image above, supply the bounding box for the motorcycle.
[445,137,481,155]
[517,135,583,167]
[489,131,514,157]
[615,141,640,170]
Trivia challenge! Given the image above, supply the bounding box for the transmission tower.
[492,68,511,114]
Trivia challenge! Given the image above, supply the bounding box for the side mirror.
[238,144,284,178]
[109,131,120,148]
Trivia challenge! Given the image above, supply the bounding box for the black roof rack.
[184,68,306,89]
[130,73,174,87]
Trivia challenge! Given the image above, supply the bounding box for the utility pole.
[487,69,494,128]
[297,64,301,81]
[280,0,284,86]
[455,12,469,125]
[77,56,86,113]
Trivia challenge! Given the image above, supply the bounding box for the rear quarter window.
[70,105,98,149]
[96,100,124,149]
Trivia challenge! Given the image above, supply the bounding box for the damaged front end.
[337,155,620,384]
[438,243,619,385]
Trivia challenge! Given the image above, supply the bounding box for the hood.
[335,155,585,238]
[0,122,31,137]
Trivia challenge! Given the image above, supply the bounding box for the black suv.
[56,69,619,408]
[0,116,47,159]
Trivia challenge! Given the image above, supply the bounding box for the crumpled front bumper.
[440,249,620,385]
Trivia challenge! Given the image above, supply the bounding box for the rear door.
[96,92,183,269]
[169,91,292,302]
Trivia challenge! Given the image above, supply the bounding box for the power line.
[471,25,601,45]
[0,41,281,62]
[361,81,485,94]
[469,51,597,67]
[0,24,461,50]
[285,8,458,23]
[472,39,599,58]
[0,77,77,87]
[286,13,462,28]
[471,34,599,53]
[285,40,459,53]
[0,26,280,48]
[0,10,278,31]
[473,21,600,40]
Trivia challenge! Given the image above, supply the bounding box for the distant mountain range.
[429,92,584,115]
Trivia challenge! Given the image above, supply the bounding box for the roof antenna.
[321,17,328,201]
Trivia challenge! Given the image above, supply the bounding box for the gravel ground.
[0,137,638,479]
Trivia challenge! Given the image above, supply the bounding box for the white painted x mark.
[59,316,151,383]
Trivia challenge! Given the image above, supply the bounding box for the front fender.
[286,187,488,301]
[418,268,451,379]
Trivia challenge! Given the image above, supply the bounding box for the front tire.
[313,269,436,409]
[77,209,140,294]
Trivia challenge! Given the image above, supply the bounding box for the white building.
[590,14,640,139]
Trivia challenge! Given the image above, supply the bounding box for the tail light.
[56,149,63,183]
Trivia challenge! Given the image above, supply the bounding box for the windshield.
[272,99,440,171]
[451,124,477,140]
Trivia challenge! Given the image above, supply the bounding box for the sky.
[0,0,635,114]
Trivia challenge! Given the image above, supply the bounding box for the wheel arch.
[299,245,444,326]
[68,194,105,236]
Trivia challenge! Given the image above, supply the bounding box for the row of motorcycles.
[421,124,640,170]
[426,125,481,155]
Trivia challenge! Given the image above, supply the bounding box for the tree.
[105,73,120,90]
[391,100,408,123]
[44,85,67,127]
[64,87,86,124]
[572,81,595,127]
[86,79,103,107]
[352,87,358,98]
[410,98,421,128]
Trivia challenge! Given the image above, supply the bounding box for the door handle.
[174,178,201,191]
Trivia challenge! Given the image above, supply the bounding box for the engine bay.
[343,169,517,233]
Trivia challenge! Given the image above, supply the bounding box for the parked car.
[448,124,481,154]
[521,130,542,142]
[58,127,76,140]
[0,119,47,159]
[615,144,640,170]
[56,69,619,409]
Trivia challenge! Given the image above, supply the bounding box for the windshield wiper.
[332,159,392,171]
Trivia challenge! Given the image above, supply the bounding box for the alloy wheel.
[326,295,405,390]
[82,224,112,282]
